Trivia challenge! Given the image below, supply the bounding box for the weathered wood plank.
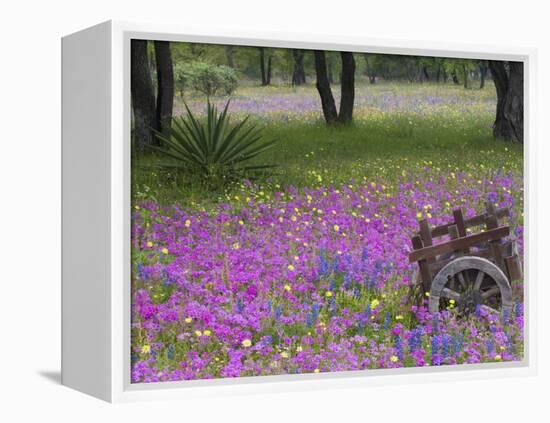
[486,214,505,272]
[428,248,494,274]
[428,240,514,275]
[448,224,459,240]
[505,255,522,281]
[486,202,496,218]
[453,209,467,237]
[419,219,434,264]
[430,207,510,238]
[412,235,432,292]
[453,210,470,254]
[409,226,510,263]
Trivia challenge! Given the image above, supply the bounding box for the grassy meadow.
[131,80,524,383]
[133,82,521,207]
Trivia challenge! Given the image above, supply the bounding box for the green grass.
[132,83,523,208]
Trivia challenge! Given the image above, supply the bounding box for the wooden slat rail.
[428,247,497,274]
[409,226,510,263]
[430,207,510,238]
[412,235,432,292]
[486,214,505,272]
[419,219,434,265]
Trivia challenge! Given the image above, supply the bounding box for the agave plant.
[151,101,277,184]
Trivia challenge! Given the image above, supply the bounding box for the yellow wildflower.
[284,284,292,292]
[161,248,169,255]
[185,219,191,228]
[184,317,192,323]
[146,241,153,247]
[203,330,211,336]
[333,224,340,232]
[242,339,252,347]
[390,355,399,363]
[141,345,151,354]
[325,291,333,298]
[195,330,202,337]
[287,264,295,271]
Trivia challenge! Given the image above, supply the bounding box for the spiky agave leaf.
[152,100,277,186]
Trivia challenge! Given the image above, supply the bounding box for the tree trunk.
[313,50,338,124]
[451,69,460,85]
[479,61,488,89]
[292,50,306,86]
[503,62,524,143]
[225,45,234,68]
[337,52,355,124]
[463,65,468,89]
[436,64,441,83]
[422,65,430,81]
[406,62,415,83]
[259,47,267,86]
[266,54,272,85]
[154,41,174,136]
[131,40,156,152]
[489,61,518,141]
[364,54,376,84]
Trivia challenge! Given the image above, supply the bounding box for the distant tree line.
[131,40,524,153]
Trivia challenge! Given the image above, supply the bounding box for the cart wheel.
[429,256,512,318]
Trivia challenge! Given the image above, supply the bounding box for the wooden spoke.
[473,270,485,291]
[449,274,456,291]
[456,271,467,289]
[441,287,460,301]
[480,304,499,315]
[481,286,500,300]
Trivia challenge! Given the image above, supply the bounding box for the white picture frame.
[61,20,537,403]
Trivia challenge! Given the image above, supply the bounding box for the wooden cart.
[409,203,522,317]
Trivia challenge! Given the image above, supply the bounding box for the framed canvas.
[61,20,537,402]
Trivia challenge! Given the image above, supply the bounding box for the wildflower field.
[131,82,524,383]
